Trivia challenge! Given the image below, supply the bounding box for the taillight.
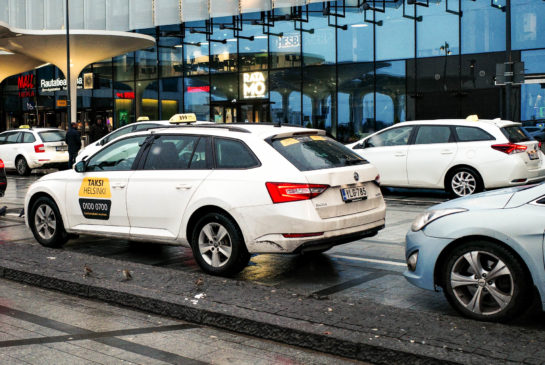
[491,143,527,154]
[34,144,45,153]
[266,182,329,203]
[374,174,381,186]
[0,159,4,169]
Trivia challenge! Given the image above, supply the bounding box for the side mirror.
[74,161,86,173]
[353,143,363,149]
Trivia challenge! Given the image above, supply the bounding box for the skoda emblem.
[354,172,359,182]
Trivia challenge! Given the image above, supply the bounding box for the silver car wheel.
[34,204,57,240]
[450,250,514,316]
[451,171,477,196]
[198,222,232,268]
[16,158,27,175]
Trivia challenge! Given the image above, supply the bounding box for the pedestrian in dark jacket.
[65,122,81,169]
[89,118,108,143]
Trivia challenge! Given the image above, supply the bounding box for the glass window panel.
[270,20,301,69]
[376,60,405,128]
[211,73,238,101]
[302,66,336,135]
[184,21,210,76]
[215,138,259,168]
[376,2,414,61]
[303,13,336,66]
[160,77,183,120]
[114,81,135,127]
[113,54,134,82]
[28,0,45,29]
[10,0,25,28]
[210,19,238,73]
[144,135,200,170]
[270,69,301,125]
[0,0,8,23]
[417,2,459,58]
[338,63,374,142]
[522,50,545,74]
[521,84,545,122]
[337,9,373,63]
[87,136,145,172]
[181,0,209,22]
[462,0,505,54]
[414,125,452,144]
[159,29,184,78]
[367,126,414,147]
[512,1,545,50]
[239,23,268,72]
[184,75,210,121]
[461,52,505,90]
[136,80,159,121]
[45,0,64,29]
[135,28,158,80]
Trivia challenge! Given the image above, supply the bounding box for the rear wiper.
[344,159,365,166]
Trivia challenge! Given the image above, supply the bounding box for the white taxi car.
[0,127,68,175]
[347,119,545,197]
[76,114,213,163]
[25,124,386,276]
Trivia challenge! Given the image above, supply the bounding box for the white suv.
[25,124,386,276]
[0,128,68,175]
[347,119,545,197]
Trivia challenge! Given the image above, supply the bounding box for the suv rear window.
[39,130,66,142]
[501,126,531,143]
[271,135,367,171]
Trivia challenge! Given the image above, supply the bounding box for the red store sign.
[18,74,35,98]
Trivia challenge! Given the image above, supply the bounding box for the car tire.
[16,156,31,176]
[445,167,483,198]
[442,240,531,322]
[29,197,69,248]
[190,212,250,276]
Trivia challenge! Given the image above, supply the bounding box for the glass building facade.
[2,0,545,142]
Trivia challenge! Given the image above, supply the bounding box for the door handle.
[394,152,406,157]
[176,184,192,190]
[440,150,454,155]
[112,183,126,189]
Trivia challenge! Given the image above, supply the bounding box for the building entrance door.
[211,101,269,124]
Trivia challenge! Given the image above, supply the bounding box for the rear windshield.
[39,130,66,142]
[271,134,368,171]
[501,126,531,143]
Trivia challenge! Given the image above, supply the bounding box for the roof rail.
[145,124,251,133]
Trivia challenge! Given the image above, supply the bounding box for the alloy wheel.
[198,222,232,268]
[451,171,477,196]
[16,158,27,175]
[450,250,514,316]
[34,204,57,240]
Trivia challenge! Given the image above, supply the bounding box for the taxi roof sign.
[19,125,31,129]
[169,113,197,124]
[136,116,150,121]
[465,114,479,122]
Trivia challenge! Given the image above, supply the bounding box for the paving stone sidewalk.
[0,239,543,365]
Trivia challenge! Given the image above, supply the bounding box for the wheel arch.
[433,235,537,295]
[443,164,484,190]
[186,205,244,246]
[27,192,64,226]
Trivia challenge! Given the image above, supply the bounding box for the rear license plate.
[56,146,68,152]
[341,186,367,203]
[528,150,539,160]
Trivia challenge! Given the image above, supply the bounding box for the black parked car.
[0,159,6,197]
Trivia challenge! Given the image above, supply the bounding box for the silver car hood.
[432,187,525,211]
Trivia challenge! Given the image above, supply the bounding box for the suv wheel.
[191,212,250,276]
[446,167,482,198]
[16,156,31,176]
[29,197,69,248]
[442,241,531,322]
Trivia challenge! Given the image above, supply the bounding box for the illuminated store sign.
[187,86,210,93]
[242,72,267,99]
[40,77,83,92]
[18,74,35,98]
[116,92,135,99]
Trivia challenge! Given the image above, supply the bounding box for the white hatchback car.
[25,124,386,276]
[0,127,68,175]
[347,119,545,197]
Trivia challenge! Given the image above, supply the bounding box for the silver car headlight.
[411,208,468,232]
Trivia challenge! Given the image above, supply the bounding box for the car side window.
[189,137,209,169]
[366,127,413,147]
[102,125,133,144]
[86,136,146,172]
[0,133,9,144]
[414,126,452,145]
[22,133,36,143]
[214,138,259,169]
[6,132,21,144]
[455,126,494,142]
[143,135,200,170]
[133,123,161,132]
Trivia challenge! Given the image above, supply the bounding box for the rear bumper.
[28,153,69,169]
[483,157,545,188]
[292,224,385,253]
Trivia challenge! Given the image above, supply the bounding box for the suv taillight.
[34,144,45,153]
[0,159,4,169]
[491,143,527,154]
[266,182,329,203]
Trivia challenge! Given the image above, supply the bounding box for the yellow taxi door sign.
[78,178,112,198]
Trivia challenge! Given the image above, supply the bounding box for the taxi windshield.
[271,135,367,171]
[39,130,66,143]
